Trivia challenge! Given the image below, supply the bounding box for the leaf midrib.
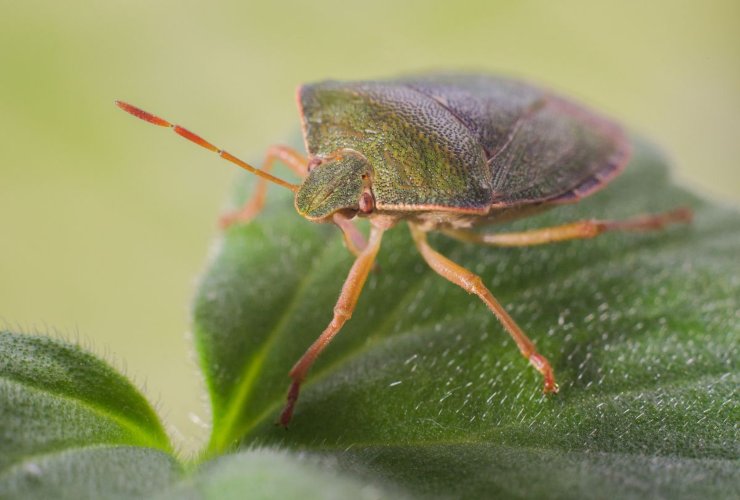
[208,237,344,453]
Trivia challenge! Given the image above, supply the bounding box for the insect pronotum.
[117,74,691,427]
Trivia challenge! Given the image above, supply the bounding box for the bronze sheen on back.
[116,73,690,428]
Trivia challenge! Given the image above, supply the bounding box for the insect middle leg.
[409,223,558,394]
[279,225,385,427]
[440,207,692,247]
[220,145,308,227]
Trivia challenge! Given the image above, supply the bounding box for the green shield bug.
[116,73,691,427]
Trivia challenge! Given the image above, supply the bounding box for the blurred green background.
[1,1,738,455]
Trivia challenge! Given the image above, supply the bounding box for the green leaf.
[158,448,407,500]
[194,140,738,498]
[0,331,181,499]
[0,446,181,500]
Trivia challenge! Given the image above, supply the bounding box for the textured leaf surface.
[0,446,181,500]
[158,449,406,500]
[194,141,739,498]
[0,331,180,498]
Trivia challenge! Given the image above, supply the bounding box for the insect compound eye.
[359,191,375,214]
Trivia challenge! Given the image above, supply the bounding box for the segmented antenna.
[115,101,299,192]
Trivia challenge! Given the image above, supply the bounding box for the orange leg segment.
[441,207,692,247]
[333,213,369,257]
[278,225,385,427]
[409,223,558,394]
[220,145,308,228]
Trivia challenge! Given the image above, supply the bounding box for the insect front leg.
[220,145,308,228]
[409,223,558,394]
[279,225,385,427]
[333,213,368,257]
[440,207,692,247]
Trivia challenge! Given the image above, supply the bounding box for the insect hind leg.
[409,223,558,394]
[440,207,692,247]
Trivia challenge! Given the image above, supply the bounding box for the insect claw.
[278,380,301,428]
[273,420,290,430]
[544,380,560,395]
[529,352,558,394]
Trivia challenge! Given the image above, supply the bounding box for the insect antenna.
[115,100,299,192]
